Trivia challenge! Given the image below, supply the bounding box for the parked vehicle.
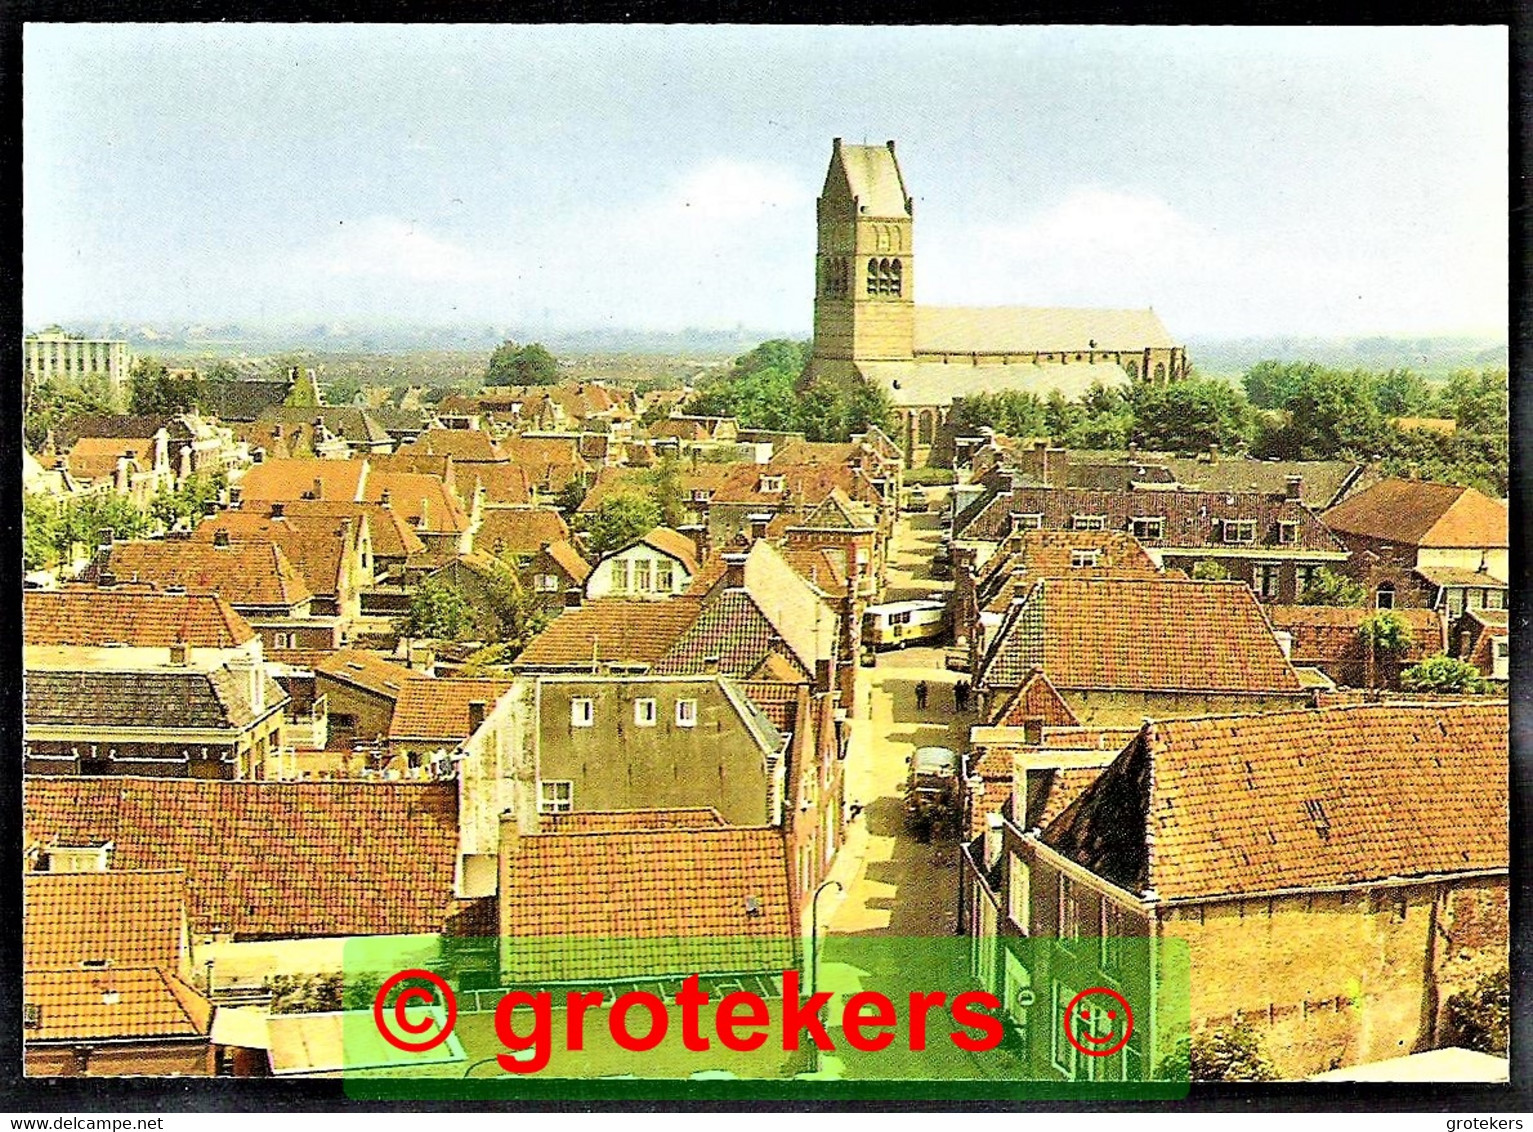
[863,599,949,649]
[904,745,965,840]
[903,485,929,512]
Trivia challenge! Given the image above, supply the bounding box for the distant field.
[1187,335,1507,382]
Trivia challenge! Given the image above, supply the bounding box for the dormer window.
[1015,513,1043,530]
[1070,549,1100,568]
[759,475,785,494]
[1130,517,1164,541]
[1223,519,1257,544]
[1277,520,1299,545]
[1071,514,1106,531]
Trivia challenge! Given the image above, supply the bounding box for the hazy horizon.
[24,25,1508,340]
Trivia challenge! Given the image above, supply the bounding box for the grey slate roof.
[24,668,287,731]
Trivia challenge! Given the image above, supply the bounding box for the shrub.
[1400,653,1491,695]
[1444,968,1509,1054]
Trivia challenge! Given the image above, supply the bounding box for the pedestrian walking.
[955,680,970,711]
[915,680,929,710]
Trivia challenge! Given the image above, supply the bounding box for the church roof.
[913,306,1176,354]
[860,360,1130,408]
[830,141,910,217]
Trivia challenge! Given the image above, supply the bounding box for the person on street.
[915,680,929,710]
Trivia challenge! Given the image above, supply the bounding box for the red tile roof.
[470,464,535,508]
[404,428,503,462]
[314,649,420,701]
[24,967,213,1042]
[1042,701,1509,901]
[191,513,353,599]
[23,591,257,648]
[979,577,1304,695]
[1322,478,1508,549]
[94,539,312,608]
[539,808,726,834]
[64,437,150,481]
[236,458,366,503]
[538,540,592,586]
[990,670,1081,727]
[515,598,701,669]
[388,677,513,742]
[250,499,427,559]
[1267,605,1446,670]
[499,826,795,982]
[476,508,571,559]
[25,871,186,970]
[23,778,461,937]
[364,471,470,533]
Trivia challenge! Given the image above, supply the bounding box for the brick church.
[803,139,1189,466]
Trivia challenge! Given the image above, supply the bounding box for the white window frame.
[1015,513,1043,531]
[1223,519,1257,544]
[273,631,294,650]
[538,780,574,814]
[1070,549,1100,569]
[1130,517,1163,541]
[536,573,560,592]
[1255,562,1281,599]
[1277,520,1299,545]
[634,558,652,592]
[1071,514,1106,532]
[634,698,657,727]
[1100,901,1124,974]
[1058,873,1080,948]
[655,559,674,591]
[676,698,698,727]
[611,559,629,593]
[570,698,594,728]
[759,475,784,494]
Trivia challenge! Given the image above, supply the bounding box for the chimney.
[1273,629,1293,659]
[168,640,190,666]
[467,700,487,734]
[269,501,285,518]
[680,523,709,564]
[380,488,392,508]
[312,476,324,501]
[984,811,1005,870]
[213,529,231,548]
[1021,717,1044,746]
[814,658,834,695]
[703,655,720,675]
[1284,475,1303,502]
[748,513,772,543]
[722,552,748,589]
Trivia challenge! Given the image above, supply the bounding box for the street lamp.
[806,878,843,1075]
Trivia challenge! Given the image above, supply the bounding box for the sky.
[23,24,1508,339]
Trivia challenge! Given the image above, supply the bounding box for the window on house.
[1130,517,1163,541]
[1448,588,1466,620]
[634,698,657,727]
[656,559,674,591]
[1070,549,1100,569]
[1486,589,1506,610]
[1223,519,1257,544]
[571,698,594,728]
[867,258,879,295]
[1051,981,1078,1079]
[759,475,784,494]
[1493,639,1510,680]
[634,559,652,592]
[1277,520,1299,545]
[1255,563,1281,599]
[1058,874,1081,945]
[536,573,560,592]
[1071,515,1106,531]
[1296,564,1316,596]
[676,699,698,727]
[273,632,294,650]
[611,560,629,593]
[1008,854,1030,933]
[1015,514,1043,531]
[1101,903,1124,973]
[538,780,574,814]
[1375,582,1396,610]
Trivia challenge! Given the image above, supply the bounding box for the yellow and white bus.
[862,599,950,650]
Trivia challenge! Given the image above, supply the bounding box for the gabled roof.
[314,649,419,701]
[499,825,795,982]
[515,598,701,669]
[25,871,186,971]
[608,526,698,575]
[1266,605,1446,667]
[989,669,1081,727]
[470,464,534,508]
[364,471,470,533]
[93,539,312,609]
[913,306,1175,353]
[25,665,288,731]
[200,378,293,422]
[795,488,876,531]
[538,539,592,585]
[388,677,514,743]
[236,458,367,503]
[64,438,150,481]
[1041,702,1509,901]
[23,591,256,649]
[249,499,426,559]
[655,589,812,682]
[23,967,213,1043]
[1322,478,1508,549]
[254,406,392,447]
[476,508,571,558]
[23,778,461,937]
[191,513,354,600]
[404,427,503,462]
[979,577,1304,695]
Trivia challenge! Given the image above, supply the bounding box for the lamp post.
[807,878,843,1075]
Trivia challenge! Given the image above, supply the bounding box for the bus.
[862,599,950,650]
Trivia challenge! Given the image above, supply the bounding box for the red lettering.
[949,990,1004,1052]
[841,991,896,1052]
[778,969,835,1051]
[494,990,552,1074]
[675,974,711,1052]
[609,991,668,1052]
[564,990,604,1051]
[715,991,770,1051]
[907,991,946,1051]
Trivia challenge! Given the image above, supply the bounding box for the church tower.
[806,139,916,386]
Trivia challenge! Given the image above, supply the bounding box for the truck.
[904,745,965,841]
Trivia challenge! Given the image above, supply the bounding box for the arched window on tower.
[918,410,934,445]
[1154,362,1167,382]
[867,258,879,296]
[890,258,903,297]
[1125,360,1139,380]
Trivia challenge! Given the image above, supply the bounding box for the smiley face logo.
[1062,987,1133,1057]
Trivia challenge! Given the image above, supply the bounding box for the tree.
[1191,559,1231,581]
[643,454,688,529]
[1373,368,1431,417]
[481,555,551,655]
[1359,609,1413,655]
[553,476,590,516]
[949,391,1048,437]
[128,357,200,416]
[683,340,806,432]
[486,341,561,387]
[150,472,227,533]
[1444,968,1509,1054]
[1299,566,1366,607]
[324,376,364,406]
[401,577,475,641]
[1243,360,1323,411]
[23,494,62,572]
[1272,368,1387,459]
[1436,368,1508,435]
[580,494,660,560]
[24,372,119,450]
[52,493,154,565]
[1130,377,1254,453]
[1400,653,1491,695]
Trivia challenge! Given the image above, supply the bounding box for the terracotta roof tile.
[24,967,213,1042]
[979,577,1304,695]
[388,677,513,742]
[476,509,570,558]
[1267,605,1446,670]
[655,590,811,682]
[1042,701,1509,901]
[1323,478,1508,548]
[538,539,592,586]
[500,826,795,982]
[363,471,471,533]
[25,666,287,731]
[23,778,460,937]
[249,499,426,559]
[92,539,312,609]
[314,649,420,701]
[191,513,355,599]
[539,808,726,834]
[236,458,367,503]
[516,598,701,669]
[23,591,256,648]
[989,670,1081,727]
[404,428,503,462]
[470,464,535,508]
[25,871,186,971]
